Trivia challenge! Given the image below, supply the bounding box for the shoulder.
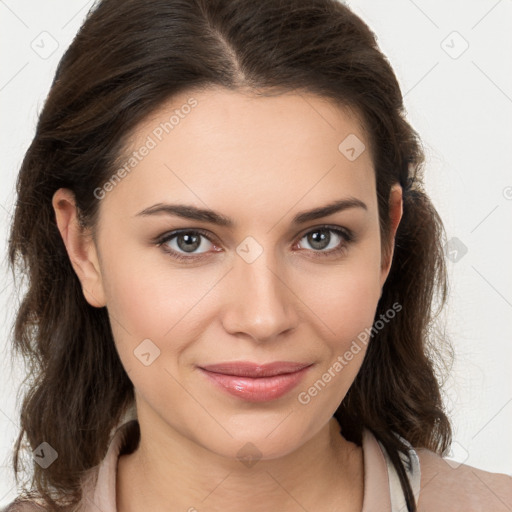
[0,499,47,512]
[0,420,138,512]
[416,447,512,511]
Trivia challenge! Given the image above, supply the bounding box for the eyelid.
[154,227,216,244]
[293,224,354,258]
[296,223,354,242]
[153,227,219,258]
[154,224,355,261]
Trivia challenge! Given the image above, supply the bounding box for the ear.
[52,188,107,308]
[379,183,403,289]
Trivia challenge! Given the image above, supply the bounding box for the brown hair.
[6,0,453,510]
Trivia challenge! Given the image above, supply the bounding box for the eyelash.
[154,225,354,263]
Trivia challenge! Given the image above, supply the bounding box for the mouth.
[198,361,314,402]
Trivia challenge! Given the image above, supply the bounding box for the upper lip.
[199,361,313,378]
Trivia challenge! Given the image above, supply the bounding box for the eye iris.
[177,233,201,252]
[308,230,330,250]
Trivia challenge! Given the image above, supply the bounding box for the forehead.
[100,87,376,224]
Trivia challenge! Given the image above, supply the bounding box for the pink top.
[3,419,511,511]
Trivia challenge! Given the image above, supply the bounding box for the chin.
[194,415,319,463]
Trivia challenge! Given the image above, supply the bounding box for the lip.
[198,361,313,402]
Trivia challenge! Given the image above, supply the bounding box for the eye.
[295,226,353,258]
[156,229,219,262]
[155,225,354,263]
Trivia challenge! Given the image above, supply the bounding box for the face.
[54,86,402,461]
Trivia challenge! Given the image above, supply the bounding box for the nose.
[220,248,300,343]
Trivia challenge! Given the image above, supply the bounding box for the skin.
[52,87,403,512]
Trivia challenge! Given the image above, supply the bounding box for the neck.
[116,415,363,512]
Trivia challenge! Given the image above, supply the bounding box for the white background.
[1,0,511,506]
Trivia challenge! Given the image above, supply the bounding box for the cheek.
[296,241,383,343]
[99,237,224,371]
[293,259,382,417]
[291,238,383,410]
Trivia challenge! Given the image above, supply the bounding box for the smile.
[198,361,314,402]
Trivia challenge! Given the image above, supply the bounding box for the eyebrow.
[135,197,367,227]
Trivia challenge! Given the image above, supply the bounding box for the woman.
[3,0,511,511]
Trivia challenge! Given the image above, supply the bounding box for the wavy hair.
[6,0,453,510]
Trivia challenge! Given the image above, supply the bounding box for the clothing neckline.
[84,419,416,512]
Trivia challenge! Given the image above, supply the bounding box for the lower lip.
[199,366,312,402]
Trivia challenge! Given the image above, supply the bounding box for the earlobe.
[52,188,107,308]
[379,184,403,288]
